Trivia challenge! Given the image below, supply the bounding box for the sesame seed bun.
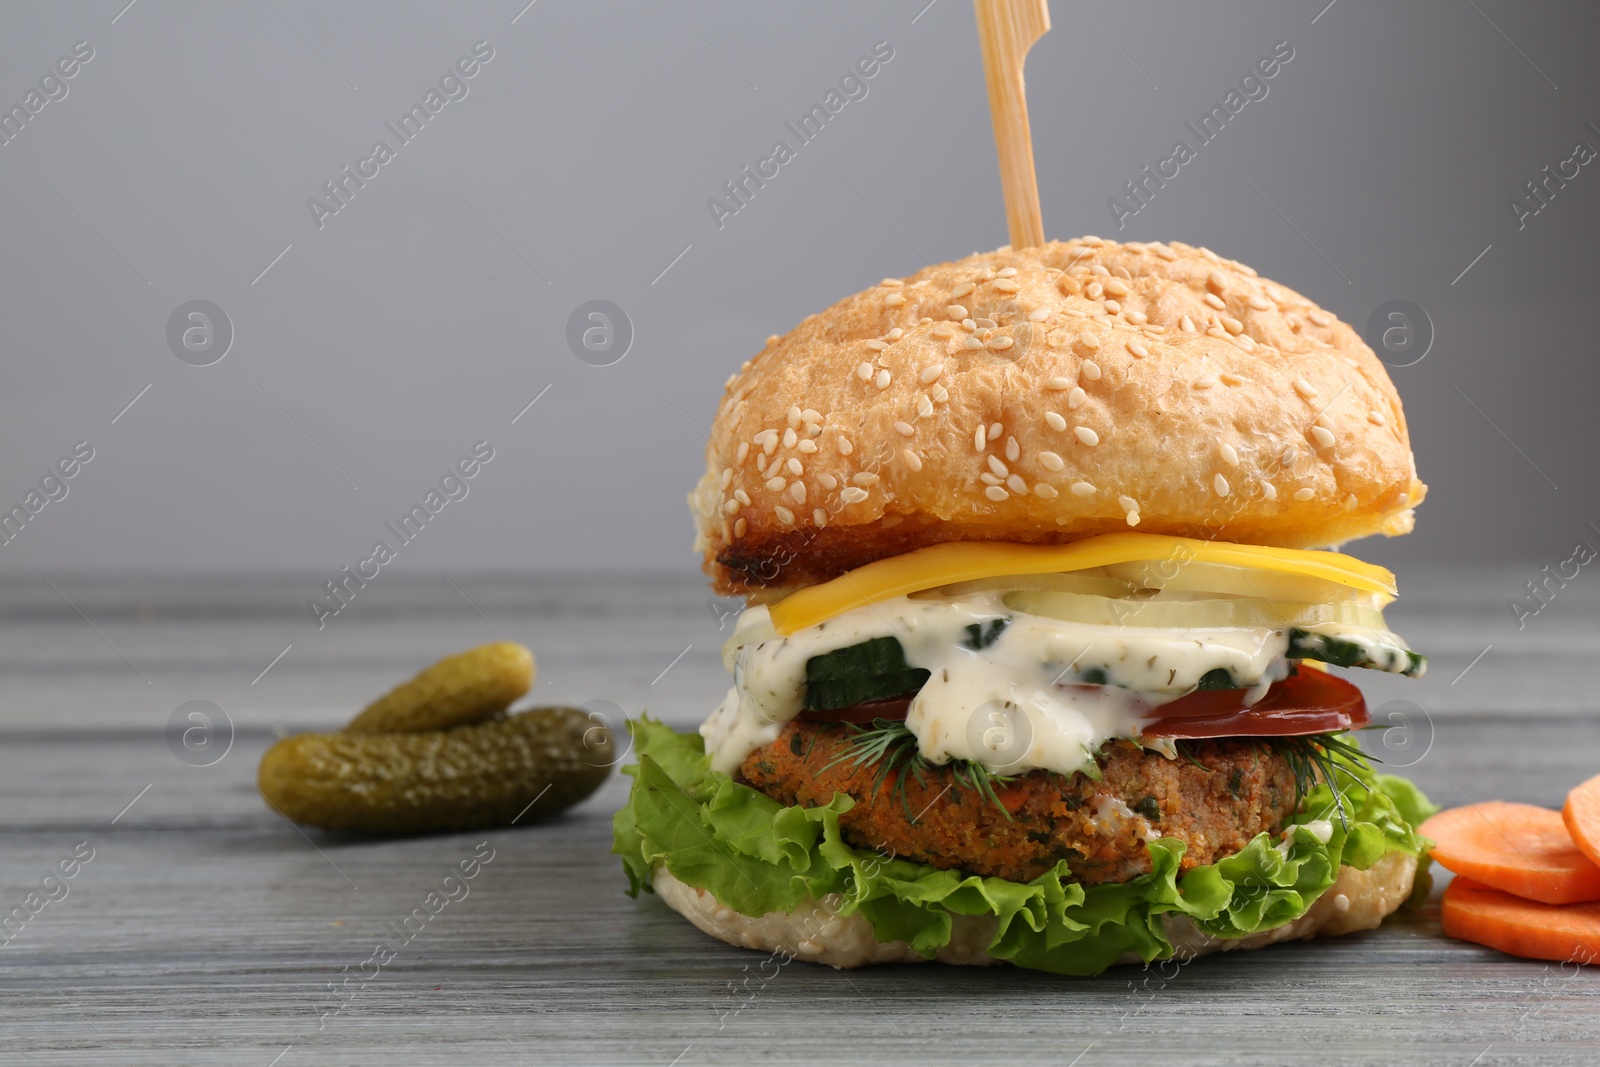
[691,238,1424,597]
[653,849,1418,970]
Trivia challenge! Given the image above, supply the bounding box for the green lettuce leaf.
[612,717,1437,976]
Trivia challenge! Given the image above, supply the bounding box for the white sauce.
[703,591,1298,780]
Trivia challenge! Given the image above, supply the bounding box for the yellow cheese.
[768,533,1397,636]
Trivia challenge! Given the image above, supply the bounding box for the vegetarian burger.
[615,238,1437,974]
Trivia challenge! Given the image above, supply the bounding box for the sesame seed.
[1293,378,1318,399]
[1308,309,1333,326]
[1125,311,1147,325]
[1207,270,1228,291]
[1035,483,1059,499]
[1247,293,1272,311]
[783,428,798,449]
[1220,373,1245,386]
[985,485,1010,502]
[790,482,807,504]
[1220,443,1239,466]
[1045,411,1067,431]
[933,323,956,338]
[902,449,922,472]
[932,384,949,402]
[734,517,747,537]
[774,505,795,524]
[1118,495,1138,513]
[987,455,1009,477]
[886,329,904,341]
[798,439,818,454]
[881,278,903,287]
[787,406,803,428]
[734,488,752,506]
[837,436,854,455]
[722,498,738,514]
[963,336,984,350]
[1070,481,1097,497]
[1280,445,1299,467]
[1204,293,1226,310]
[977,268,996,281]
[1294,487,1315,501]
[1005,436,1020,462]
[786,458,803,476]
[1082,360,1102,380]
[1045,376,1073,390]
[841,487,869,504]
[884,293,907,307]
[980,472,1002,486]
[1194,374,1219,389]
[962,318,978,332]
[1222,316,1244,335]
[1006,473,1028,494]
[1074,426,1100,446]
[920,364,944,384]
[1029,308,1051,322]
[1213,473,1230,497]
[857,362,873,382]
[1234,334,1256,351]
[1067,387,1087,410]
[852,472,880,486]
[1262,482,1277,500]
[1090,262,1109,274]
[1126,511,1141,526]
[818,473,837,489]
[1103,278,1129,298]
[1058,275,1082,295]
[766,477,786,492]
[1038,451,1065,472]
[875,369,891,390]
[1157,245,1178,261]
[947,304,969,320]
[918,395,934,418]
[1368,410,1387,426]
[1344,494,1358,510]
[975,425,987,450]
[1311,426,1336,448]
[736,442,750,463]
[997,266,1019,278]
[1087,281,1104,300]
[951,282,976,299]
[989,422,1003,440]
[894,420,915,437]
[1180,315,1197,333]
[987,335,1014,351]
[993,279,1021,293]
[866,339,888,351]
[1127,340,1149,358]
[1104,299,1122,314]
[720,467,733,488]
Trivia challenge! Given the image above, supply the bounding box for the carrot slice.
[1419,801,1600,905]
[1442,877,1600,964]
[1564,772,1600,869]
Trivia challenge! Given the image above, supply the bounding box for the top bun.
[691,238,1424,597]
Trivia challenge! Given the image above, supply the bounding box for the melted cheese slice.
[768,533,1396,636]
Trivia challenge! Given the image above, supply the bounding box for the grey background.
[1,0,1596,581]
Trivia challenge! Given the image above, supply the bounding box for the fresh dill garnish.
[819,718,1016,823]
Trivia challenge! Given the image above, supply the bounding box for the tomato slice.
[798,695,913,724]
[1141,668,1368,739]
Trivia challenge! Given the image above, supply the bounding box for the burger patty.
[739,720,1299,884]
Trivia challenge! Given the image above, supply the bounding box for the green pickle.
[344,641,534,734]
[258,706,612,833]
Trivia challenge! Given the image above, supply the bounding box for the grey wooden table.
[2,568,1597,1066]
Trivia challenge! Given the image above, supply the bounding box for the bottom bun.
[653,849,1417,970]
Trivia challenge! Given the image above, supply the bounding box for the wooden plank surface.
[1,570,1597,1066]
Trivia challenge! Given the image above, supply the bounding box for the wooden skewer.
[973,0,1051,250]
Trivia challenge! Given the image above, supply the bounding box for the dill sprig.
[820,718,1016,823]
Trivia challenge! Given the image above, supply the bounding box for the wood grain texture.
[1,570,1598,1065]
[974,0,1050,249]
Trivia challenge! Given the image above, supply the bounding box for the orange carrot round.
[1419,801,1600,905]
[1442,877,1600,964]
[1564,773,1600,870]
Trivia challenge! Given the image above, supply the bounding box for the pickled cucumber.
[258,706,612,833]
[343,642,534,734]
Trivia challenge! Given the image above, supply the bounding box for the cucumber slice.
[804,636,930,710]
[1288,627,1426,677]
